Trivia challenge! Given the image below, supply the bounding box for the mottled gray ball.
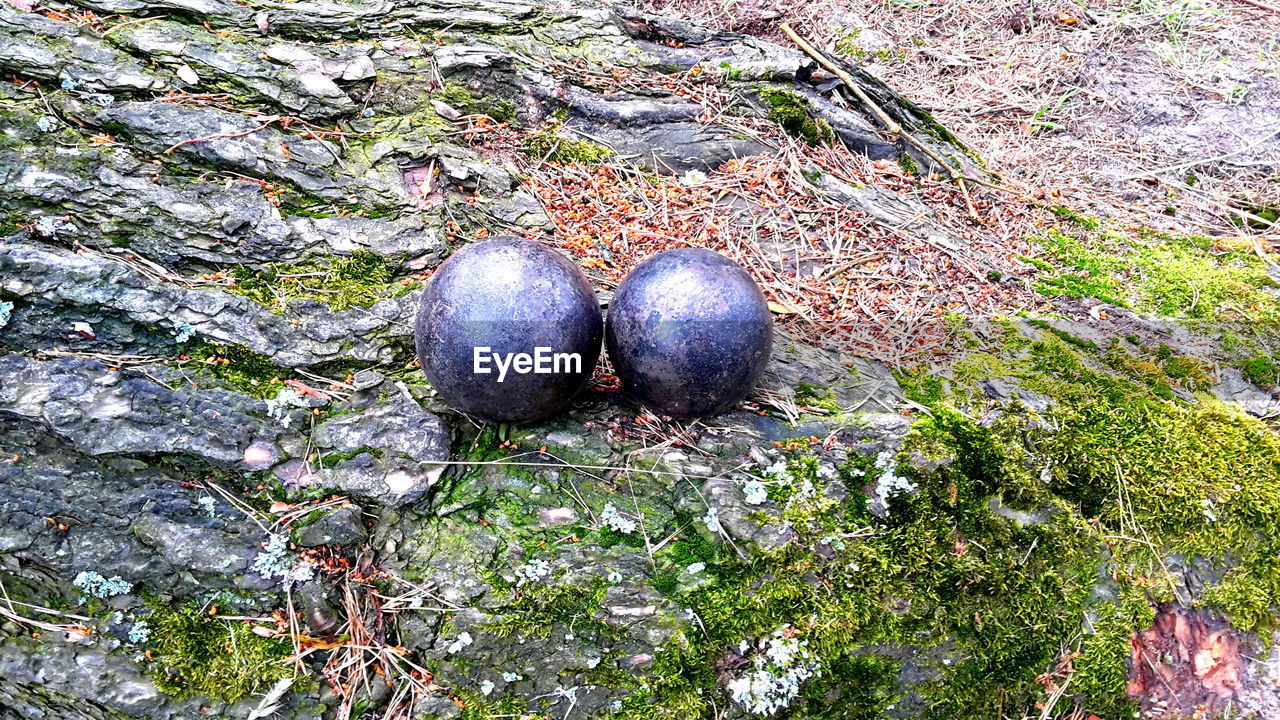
[415,237,602,423]
[606,248,773,418]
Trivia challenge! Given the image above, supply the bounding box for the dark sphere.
[606,248,773,418]
[415,237,602,423]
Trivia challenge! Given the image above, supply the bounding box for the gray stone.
[294,505,368,547]
[1213,368,1280,418]
[311,392,451,506]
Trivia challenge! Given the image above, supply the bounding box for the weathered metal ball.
[606,248,773,418]
[415,237,603,423]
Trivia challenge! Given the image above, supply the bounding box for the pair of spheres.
[414,237,773,423]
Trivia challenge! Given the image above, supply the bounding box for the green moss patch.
[434,82,517,124]
[186,341,285,398]
[145,600,292,703]
[757,88,832,145]
[611,316,1280,719]
[1029,222,1280,331]
[521,126,612,165]
[226,250,398,312]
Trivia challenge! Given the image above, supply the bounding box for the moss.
[145,600,292,702]
[454,688,528,720]
[834,28,867,59]
[1241,355,1278,387]
[226,250,397,312]
[1050,205,1102,230]
[949,327,1280,623]
[1030,223,1280,331]
[896,372,945,405]
[482,575,615,641]
[318,445,380,468]
[1160,354,1212,391]
[799,654,903,719]
[0,209,26,234]
[896,153,919,175]
[1028,228,1129,305]
[762,318,1280,716]
[521,127,612,164]
[1026,318,1099,351]
[591,400,1122,718]
[1205,534,1280,632]
[186,341,285,398]
[433,82,517,124]
[758,88,832,145]
[1071,589,1153,717]
[795,383,841,413]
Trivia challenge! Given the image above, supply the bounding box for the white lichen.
[742,480,768,506]
[601,503,638,534]
[869,450,916,511]
[33,215,73,237]
[250,534,316,584]
[446,631,473,654]
[702,508,720,533]
[514,559,551,586]
[197,496,217,518]
[683,169,709,185]
[0,301,12,329]
[128,620,151,644]
[726,627,822,716]
[263,387,306,428]
[72,571,133,599]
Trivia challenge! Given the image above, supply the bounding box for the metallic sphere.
[415,237,603,423]
[605,248,773,418]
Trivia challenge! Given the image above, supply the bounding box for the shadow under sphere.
[606,248,773,419]
[415,237,603,423]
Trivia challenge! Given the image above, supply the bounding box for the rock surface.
[1,0,1278,719]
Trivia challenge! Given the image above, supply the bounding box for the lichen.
[72,571,133,599]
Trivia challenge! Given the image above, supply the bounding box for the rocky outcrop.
[1,0,1278,719]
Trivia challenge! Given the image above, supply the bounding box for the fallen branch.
[780,23,1012,217]
[1236,0,1280,14]
[165,116,281,154]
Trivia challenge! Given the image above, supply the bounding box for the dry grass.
[454,0,1279,365]
[520,150,1042,363]
[299,552,455,720]
[619,0,1280,246]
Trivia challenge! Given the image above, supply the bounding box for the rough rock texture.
[1,0,1278,719]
